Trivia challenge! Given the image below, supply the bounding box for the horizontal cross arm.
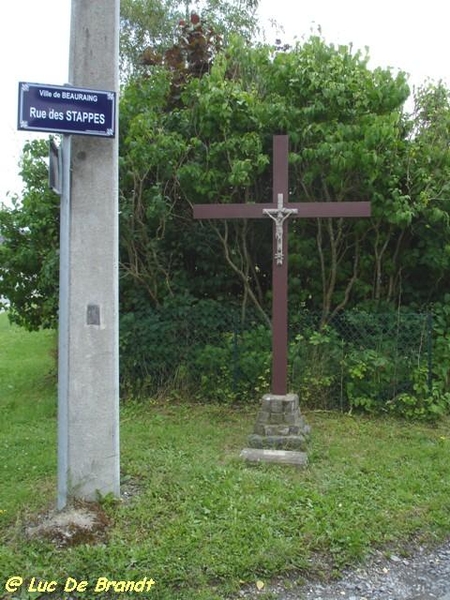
[289,201,371,218]
[193,203,274,219]
[193,201,371,220]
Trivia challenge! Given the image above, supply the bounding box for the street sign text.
[18,82,116,137]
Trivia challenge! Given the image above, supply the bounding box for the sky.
[1,0,448,204]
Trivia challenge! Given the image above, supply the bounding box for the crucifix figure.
[263,193,298,265]
[193,135,371,398]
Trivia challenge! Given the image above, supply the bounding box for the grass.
[1,310,450,599]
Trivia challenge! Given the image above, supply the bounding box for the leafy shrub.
[194,324,271,403]
[119,296,241,398]
[344,347,396,414]
[430,297,450,390]
[120,302,450,421]
[119,296,265,400]
[289,310,449,421]
[290,327,343,410]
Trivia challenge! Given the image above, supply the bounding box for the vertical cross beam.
[271,135,289,394]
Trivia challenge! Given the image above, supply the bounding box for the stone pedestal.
[241,393,310,466]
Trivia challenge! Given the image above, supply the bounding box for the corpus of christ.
[194,135,371,464]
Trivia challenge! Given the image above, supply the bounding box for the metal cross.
[193,135,371,395]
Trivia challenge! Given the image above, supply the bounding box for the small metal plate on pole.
[18,82,116,137]
[49,139,61,195]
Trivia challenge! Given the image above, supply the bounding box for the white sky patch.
[1,0,448,204]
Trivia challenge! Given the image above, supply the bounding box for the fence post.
[232,319,240,395]
[427,312,433,394]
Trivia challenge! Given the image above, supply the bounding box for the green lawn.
[0,313,57,517]
[1,311,450,599]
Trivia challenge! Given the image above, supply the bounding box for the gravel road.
[236,538,450,599]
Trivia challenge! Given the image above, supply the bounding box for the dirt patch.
[25,502,110,548]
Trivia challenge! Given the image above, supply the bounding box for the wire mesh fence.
[120,302,433,412]
[290,311,432,412]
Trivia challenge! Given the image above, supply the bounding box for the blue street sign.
[18,82,116,137]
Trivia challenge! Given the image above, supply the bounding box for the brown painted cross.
[193,135,371,396]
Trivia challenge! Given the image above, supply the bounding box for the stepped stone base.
[240,448,308,466]
[242,393,310,464]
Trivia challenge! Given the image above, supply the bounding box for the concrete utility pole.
[57,0,120,509]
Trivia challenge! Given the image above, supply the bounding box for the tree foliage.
[0,140,59,330]
[3,12,450,348]
[4,9,450,415]
[118,30,450,326]
[120,0,259,79]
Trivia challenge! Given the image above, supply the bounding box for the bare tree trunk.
[213,221,272,329]
[318,216,344,326]
[330,235,361,321]
[373,220,392,301]
[387,229,406,303]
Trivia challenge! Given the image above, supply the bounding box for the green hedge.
[120,300,450,421]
